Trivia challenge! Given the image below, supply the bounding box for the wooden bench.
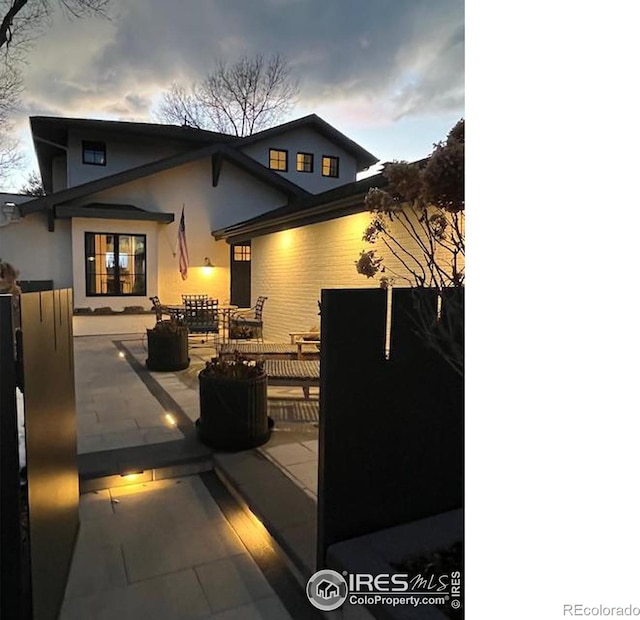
[219,342,320,360]
[264,359,320,399]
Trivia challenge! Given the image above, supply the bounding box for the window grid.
[322,155,339,178]
[85,232,146,296]
[296,152,314,173]
[82,141,107,166]
[269,148,288,171]
[233,245,251,262]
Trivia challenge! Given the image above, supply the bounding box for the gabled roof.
[20,143,310,217]
[30,116,235,193]
[212,171,387,243]
[236,114,378,172]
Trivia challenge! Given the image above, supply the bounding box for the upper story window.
[82,141,106,166]
[269,148,288,171]
[322,155,339,178]
[85,232,146,296]
[296,152,314,173]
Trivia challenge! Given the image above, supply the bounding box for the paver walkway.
[67,335,323,619]
[60,475,292,620]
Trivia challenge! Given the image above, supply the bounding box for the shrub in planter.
[93,306,113,315]
[229,323,255,340]
[197,353,270,450]
[146,319,190,371]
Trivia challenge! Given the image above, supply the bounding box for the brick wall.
[251,209,462,342]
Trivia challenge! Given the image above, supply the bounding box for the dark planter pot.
[146,328,190,371]
[197,372,270,450]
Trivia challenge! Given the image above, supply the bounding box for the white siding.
[240,127,358,194]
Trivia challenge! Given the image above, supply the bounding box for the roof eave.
[213,191,370,243]
[55,205,175,223]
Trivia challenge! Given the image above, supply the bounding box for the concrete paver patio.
[66,334,325,619]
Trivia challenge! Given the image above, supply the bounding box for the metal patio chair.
[230,296,267,343]
[183,297,219,344]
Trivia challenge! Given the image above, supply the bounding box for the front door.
[230,243,251,308]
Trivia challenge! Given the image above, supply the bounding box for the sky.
[4,0,464,191]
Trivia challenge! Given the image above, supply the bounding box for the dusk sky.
[6,0,463,191]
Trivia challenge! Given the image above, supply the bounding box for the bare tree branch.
[154,53,299,137]
[0,62,23,184]
[1,0,109,54]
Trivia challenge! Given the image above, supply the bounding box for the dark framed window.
[82,141,107,166]
[85,232,146,296]
[269,148,288,171]
[296,152,314,173]
[233,245,251,262]
[322,155,339,178]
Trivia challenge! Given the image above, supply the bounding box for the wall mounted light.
[2,202,16,218]
[203,257,214,268]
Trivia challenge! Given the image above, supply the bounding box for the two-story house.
[1,114,383,336]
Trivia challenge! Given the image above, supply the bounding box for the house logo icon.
[306,569,348,611]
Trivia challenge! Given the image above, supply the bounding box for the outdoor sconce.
[202,257,215,270]
[1,202,16,220]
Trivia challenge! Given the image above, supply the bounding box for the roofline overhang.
[19,143,309,218]
[213,191,371,244]
[55,205,175,223]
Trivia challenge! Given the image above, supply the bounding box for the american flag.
[178,206,189,280]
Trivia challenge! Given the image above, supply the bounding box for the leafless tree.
[18,168,44,195]
[0,0,109,54]
[156,53,299,137]
[1,1,109,186]
[0,63,22,185]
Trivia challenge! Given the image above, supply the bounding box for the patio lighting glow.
[118,351,125,359]
[165,413,177,426]
[120,471,144,481]
[201,257,215,276]
[279,229,293,250]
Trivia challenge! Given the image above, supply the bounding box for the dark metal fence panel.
[21,289,79,620]
[16,281,54,294]
[317,288,464,569]
[0,294,22,618]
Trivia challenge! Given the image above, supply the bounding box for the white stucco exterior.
[6,114,380,332]
[0,211,73,288]
[66,130,194,188]
[240,127,358,194]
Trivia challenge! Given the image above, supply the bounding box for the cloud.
[19,0,464,122]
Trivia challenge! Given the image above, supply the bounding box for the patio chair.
[149,296,171,322]
[230,296,267,343]
[182,294,209,304]
[183,297,219,344]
